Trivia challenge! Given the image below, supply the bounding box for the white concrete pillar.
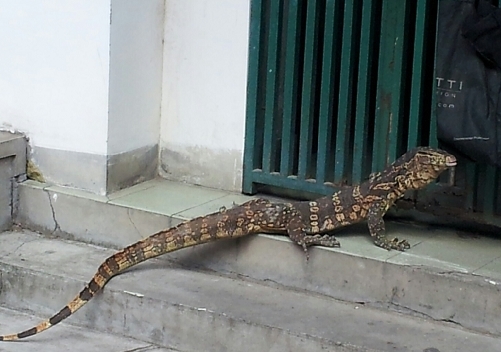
[107,0,164,193]
[0,1,165,195]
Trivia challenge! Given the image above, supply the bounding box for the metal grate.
[243,0,501,226]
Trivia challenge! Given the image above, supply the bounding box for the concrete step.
[0,230,500,351]
[0,306,173,352]
[15,180,501,337]
[0,131,26,231]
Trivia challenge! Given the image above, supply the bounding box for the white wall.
[160,0,250,191]
[0,0,252,193]
[0,1,111,155]
[0,1,165,194]
[108,0,164,156]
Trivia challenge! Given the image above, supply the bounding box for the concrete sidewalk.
[16,179,501,337]
[0,307,172,352]
[0,230,500,352]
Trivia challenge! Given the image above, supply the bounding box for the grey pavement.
[0,307,172,352]
[0,230,500,352]
[15,180,501,337]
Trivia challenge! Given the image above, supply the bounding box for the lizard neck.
[365,157,441,203]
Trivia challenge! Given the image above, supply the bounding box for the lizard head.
[406,147,456,188]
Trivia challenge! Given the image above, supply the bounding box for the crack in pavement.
[0,233,39,260]
[127,208,142,239]
[45,189,61,234]
[122,344,167,352]
[4,238,36,258]
[388,300,462,327]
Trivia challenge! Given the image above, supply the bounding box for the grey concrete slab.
[167,224,501,337]
[16,182,182,249]
[174,192,255,219]
[475,257,501,281]
[107,178,161,200]
[109,179,229,216]
[393,230,501,272]
[45,183,109,202]
[0,230,500,352]
[0,306,171,352]
[16,180,56,233]
[14,181,501,337]
[0,131,26,177]
[0,132,26,231]
[0,158,13,231]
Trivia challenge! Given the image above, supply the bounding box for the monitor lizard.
[0,146,456,341]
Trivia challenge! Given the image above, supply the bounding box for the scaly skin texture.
[0,147,456,341]
[0,198,336,341]
[291,147,457,250]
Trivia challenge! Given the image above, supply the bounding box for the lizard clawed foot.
[297,234,340,261]
[303,234,340,248]
[374,237,410,251]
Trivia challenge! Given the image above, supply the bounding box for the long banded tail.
[0,199,263,341]
[0,272,105,341]
[0,228,180,341]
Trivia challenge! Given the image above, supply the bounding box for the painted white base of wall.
[32,144,158,196]
[160,143,243,192]
[32,147,108,195]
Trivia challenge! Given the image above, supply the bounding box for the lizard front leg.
[367,202,410,251]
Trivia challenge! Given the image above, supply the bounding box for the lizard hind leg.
[286,213,340,260]
[285,215,313,258]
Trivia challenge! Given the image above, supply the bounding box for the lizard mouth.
[445,155,457,167]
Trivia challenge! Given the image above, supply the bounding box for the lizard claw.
[297,234,341,261]
[299,242,310,261]
[394,238,410,251]
[375,237,410,251]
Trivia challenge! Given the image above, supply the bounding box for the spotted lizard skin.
[0,147,456,341]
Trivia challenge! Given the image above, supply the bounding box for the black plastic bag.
[436,0,501,166]
[462,0,501,69]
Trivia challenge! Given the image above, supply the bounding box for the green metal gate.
[243,0,501,226]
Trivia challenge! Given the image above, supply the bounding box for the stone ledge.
[0,230,500,351]
[13,180,501,337]
[0,131,26,231]
[0,131,26,177]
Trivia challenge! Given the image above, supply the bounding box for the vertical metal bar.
[243,0,265,194]
[428,0,440,148]
[280,0,300,176]
[372,0,408,171]
[407,0,429,149]
[262,0,282,174]
[496,168,501,215]
[316,0,340,184]
[465,163,476,211]
[483,165,496,215]
[428,104,438,147]
[334,1,356,183]
[352,0,377,183]
[297,0,320,180]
